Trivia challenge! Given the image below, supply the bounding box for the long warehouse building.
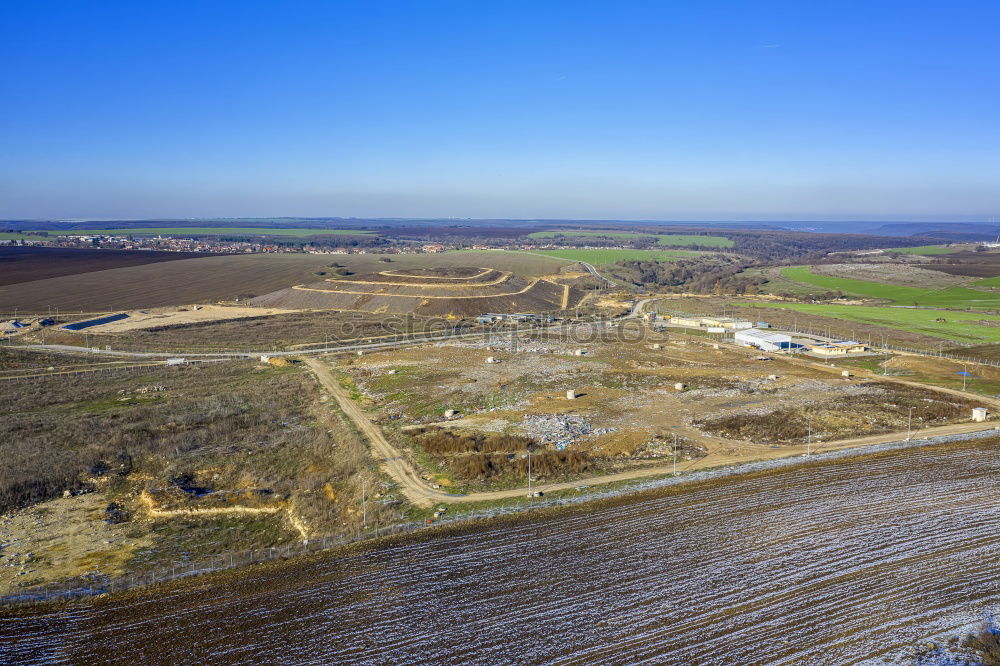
[734,328,792,352]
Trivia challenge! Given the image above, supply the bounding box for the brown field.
[926,251,1000,277]
[0,246,212,286]
[0,251,571,314]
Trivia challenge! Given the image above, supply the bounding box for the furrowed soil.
[0,246,212,286]
[4,437,1000,663]
[0,251,571,313]
[0,254,335,312]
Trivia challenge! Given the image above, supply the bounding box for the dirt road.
[304,357,455,508]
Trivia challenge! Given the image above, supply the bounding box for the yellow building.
[808,341,869,356]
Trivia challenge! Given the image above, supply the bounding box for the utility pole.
[963,365,968,391]
[807,420,812,456]
[527,446,532,496]
[361,477,367,529]
[672,433,678,475]
[907,406,914,440]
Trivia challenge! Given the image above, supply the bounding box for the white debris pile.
[519,414,615,449]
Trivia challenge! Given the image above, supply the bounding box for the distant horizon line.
[1,217,997,226]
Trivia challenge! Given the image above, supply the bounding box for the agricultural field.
[0,251,572,314]
[6,437,1000,664]
[532,248,703,265]
[0,232,52,241]
[0,246,212,287]
[780,265,1000,309]
[527,230,734,248]
[925,251,1000,277]
[750,301,1000,344]
[335,328,978,493]
[889,244,958,255]
[34,227,375,238]
[0,353,393,596]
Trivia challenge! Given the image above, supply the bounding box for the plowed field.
[4,438,1000,664]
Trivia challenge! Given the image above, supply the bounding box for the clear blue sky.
[2,1,998,221]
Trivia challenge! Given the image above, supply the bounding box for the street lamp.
[907,406,914,440]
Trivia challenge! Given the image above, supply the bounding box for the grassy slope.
[750,302,1000,343]
[890,245,958,255]
[36,227,374,237]
[533,248,702,264]
[0,232,50,240]
[527,230,734,248]
[973,276,1000,287]
[781,266,1000,309]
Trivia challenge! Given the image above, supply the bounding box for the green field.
[532,248,702,264]
[0,232,50,240]
[527,230,733,248]
[750,302,1000,343]
[36,227,374,238]
[890,245,958,255]
[973,276,1000,287]
[781,266,1000,309]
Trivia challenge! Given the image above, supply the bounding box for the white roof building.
[734,328,792,352]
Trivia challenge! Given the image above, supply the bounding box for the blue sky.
[2,1,998,221]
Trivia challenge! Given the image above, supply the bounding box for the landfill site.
[338,323,983,492]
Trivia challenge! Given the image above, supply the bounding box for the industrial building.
[807,341,869,356]
[476,313,556,325]
[668,315,753,330]
[700,316,753,329]
[63,313,129,330]
[668,316,703,327]
[734,328,793,352]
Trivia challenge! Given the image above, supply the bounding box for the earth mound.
[249,267,581,315]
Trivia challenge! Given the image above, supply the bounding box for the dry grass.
[447,451,592,482]
[412,427,535,454]
[694,382,972,444]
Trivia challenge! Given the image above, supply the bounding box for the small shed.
[973,407,988,422]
